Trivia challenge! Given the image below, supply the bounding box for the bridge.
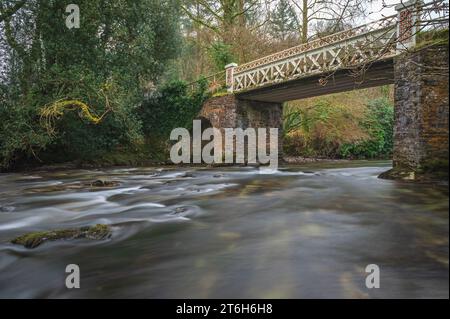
[198,0,449,178]
[223,0,447,100]
[227,15,398,101]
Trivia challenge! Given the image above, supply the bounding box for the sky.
[367,0,399,21]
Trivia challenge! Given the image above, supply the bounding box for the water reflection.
[0,161,448,298]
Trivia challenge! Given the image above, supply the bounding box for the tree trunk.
[301,0,308,43]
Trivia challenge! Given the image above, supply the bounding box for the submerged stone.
[379,168,416,181]
[90,179,120,187]
[171,207,188,215]
[1,206,15,212]
[379,164,449,182]
[11,224,111,249]
[26,179,120,193]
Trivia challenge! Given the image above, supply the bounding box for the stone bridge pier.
[383,44,449,180]
[198,95,283,162]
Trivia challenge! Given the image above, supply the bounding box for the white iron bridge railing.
[232,15,398,92]
[221,0,449,93]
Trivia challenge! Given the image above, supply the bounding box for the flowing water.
[0,161,448,298]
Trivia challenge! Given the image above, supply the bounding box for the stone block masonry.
[384,43,449,180]
[199,94,283,162]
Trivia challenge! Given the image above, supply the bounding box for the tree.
[270,0,299,41]
[181,0,260,45]
[290,0,366,43]
[180,0,274,64]
[207,41,236,71]
[0,0,181,168]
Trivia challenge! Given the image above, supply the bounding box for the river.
[0,161,448,298]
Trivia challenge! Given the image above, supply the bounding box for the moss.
[417,159,449,180]
[379,160,449,182]
[40,99,111,136]
[11,224,111,249]
[415,29,449,50]
[378,167,416,181]
[212,90,230,97]
[420,159,449,172]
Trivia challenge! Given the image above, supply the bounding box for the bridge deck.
[236,59,394,102]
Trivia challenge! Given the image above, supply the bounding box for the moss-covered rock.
[27,179,121,193]
[11,224,111,249]
[90,179,120,187]
[378,167,416,180]
[379,163,449,182]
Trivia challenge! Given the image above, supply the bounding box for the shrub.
[138,78,209,141]
[207,42,236,71]
[339,98,394,159]
[283,89,394,159]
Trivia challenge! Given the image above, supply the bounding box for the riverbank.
[4,156,351,173]
[3,154,447,185]
[283,156,350,164]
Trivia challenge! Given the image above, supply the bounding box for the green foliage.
[416,28,449,49]
[283,102,330,137]
[207,42,236,71]
[283,89,394,159]
[339,98,394,159]
[0,0,181,170]
[0,99,52,169]
[139,79,209,139]
[283,109,302,135]
[284,99,355,157]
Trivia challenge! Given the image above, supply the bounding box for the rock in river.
[90,179,120,187]
[11,224,111,249]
